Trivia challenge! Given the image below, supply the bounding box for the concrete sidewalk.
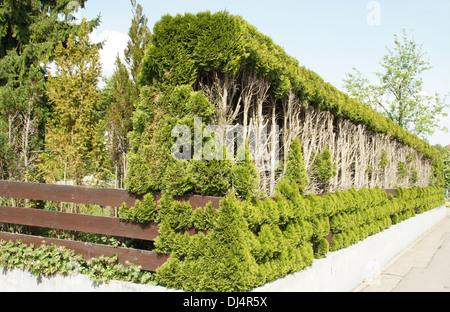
[354,211,450,292]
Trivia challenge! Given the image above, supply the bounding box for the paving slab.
[354,216,450,292]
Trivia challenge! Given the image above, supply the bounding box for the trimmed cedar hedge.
[139,11,440,161]
[127,11,443,198]
[117,11,446,291]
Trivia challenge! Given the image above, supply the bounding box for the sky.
[74,0,449,146]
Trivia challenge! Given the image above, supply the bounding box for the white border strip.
[0,268,180,292]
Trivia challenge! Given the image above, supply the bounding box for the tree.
[0,51,46,181]
[0,0,99,182]
[343,29,448,140]
[232,141,260,199]
[103,56,135,188]
[38,19,109,185]
[0,0,89,58]
[444,151,450,189]
[125,0,151,90]
[281,138,309,196]
[103,0,151,188]
[312,148,337,191]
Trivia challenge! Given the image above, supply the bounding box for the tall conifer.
[0,0,98,182]
[103,0,151,188]
[39,19,108,185]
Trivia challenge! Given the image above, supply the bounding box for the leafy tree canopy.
[343,29,448,140]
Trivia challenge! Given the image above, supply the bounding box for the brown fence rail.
[0,206,160,241]
[0,181,223,209]
[0,180,143,207]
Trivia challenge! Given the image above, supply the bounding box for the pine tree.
[0,0,89,58]
[125,0,151,90]
[103,56,135,188]
[39,19,109,185]
[0,50,46,181]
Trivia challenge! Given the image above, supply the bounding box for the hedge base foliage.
[117,185,445,292]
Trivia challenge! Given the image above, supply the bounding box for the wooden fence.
[0,180,399,272]
[0,181,222,272]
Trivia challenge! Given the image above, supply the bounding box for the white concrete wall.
[0,268,179,292]
[1,205,447,292]
[253,205,447,292]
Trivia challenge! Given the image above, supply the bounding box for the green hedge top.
[139,11,440,161]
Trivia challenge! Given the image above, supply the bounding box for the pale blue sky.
[78,0,449,146]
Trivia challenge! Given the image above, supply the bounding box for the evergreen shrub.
[118,185,444,292]
[118,11,446,291]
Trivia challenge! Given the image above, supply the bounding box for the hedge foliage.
[281,138,309,196]
[119,184,445,292]
[329,186,444,251]
[126,84,231,196]
[117,11,447,292]
[139,11,441,162]
[126,11,444,197]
